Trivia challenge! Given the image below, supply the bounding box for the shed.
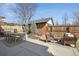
[29,17,54,35]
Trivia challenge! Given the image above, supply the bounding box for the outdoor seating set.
[0,29,25,43]
[5,32,25,43]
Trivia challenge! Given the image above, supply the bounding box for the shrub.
[30,22,37,34]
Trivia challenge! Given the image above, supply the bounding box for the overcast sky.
[0,3,79,24]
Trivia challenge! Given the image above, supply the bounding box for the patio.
[0,36,79,56]
[0,38,53,56]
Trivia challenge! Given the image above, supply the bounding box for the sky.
[0,3,79,25]
[32,3,79,25]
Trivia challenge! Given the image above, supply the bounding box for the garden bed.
[28,33,39,39]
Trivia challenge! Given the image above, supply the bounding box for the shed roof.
[28,17,53,24]
[52,25,79,27]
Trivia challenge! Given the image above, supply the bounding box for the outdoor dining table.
[5,32,25,43]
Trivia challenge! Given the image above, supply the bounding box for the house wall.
[36,19,54,36]
[36,22,49,35]
[47,19,54,26]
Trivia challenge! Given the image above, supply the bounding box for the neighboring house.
[0,16,5,25]
[29,17,54,35]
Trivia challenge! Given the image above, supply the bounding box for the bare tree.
[55,21,59,26]
[11,3,37,33]
[62,13,69,26]
[73,11,79,25]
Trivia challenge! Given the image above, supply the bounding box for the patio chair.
[63,33,77,47]
[0,28,5,37]
[11,34,25,43]
[5,32,25,43]
[5,34,14,43]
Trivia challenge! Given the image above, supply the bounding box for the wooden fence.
[1,25,79,39]
[1,25,23,32]
[51,26,79,38]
